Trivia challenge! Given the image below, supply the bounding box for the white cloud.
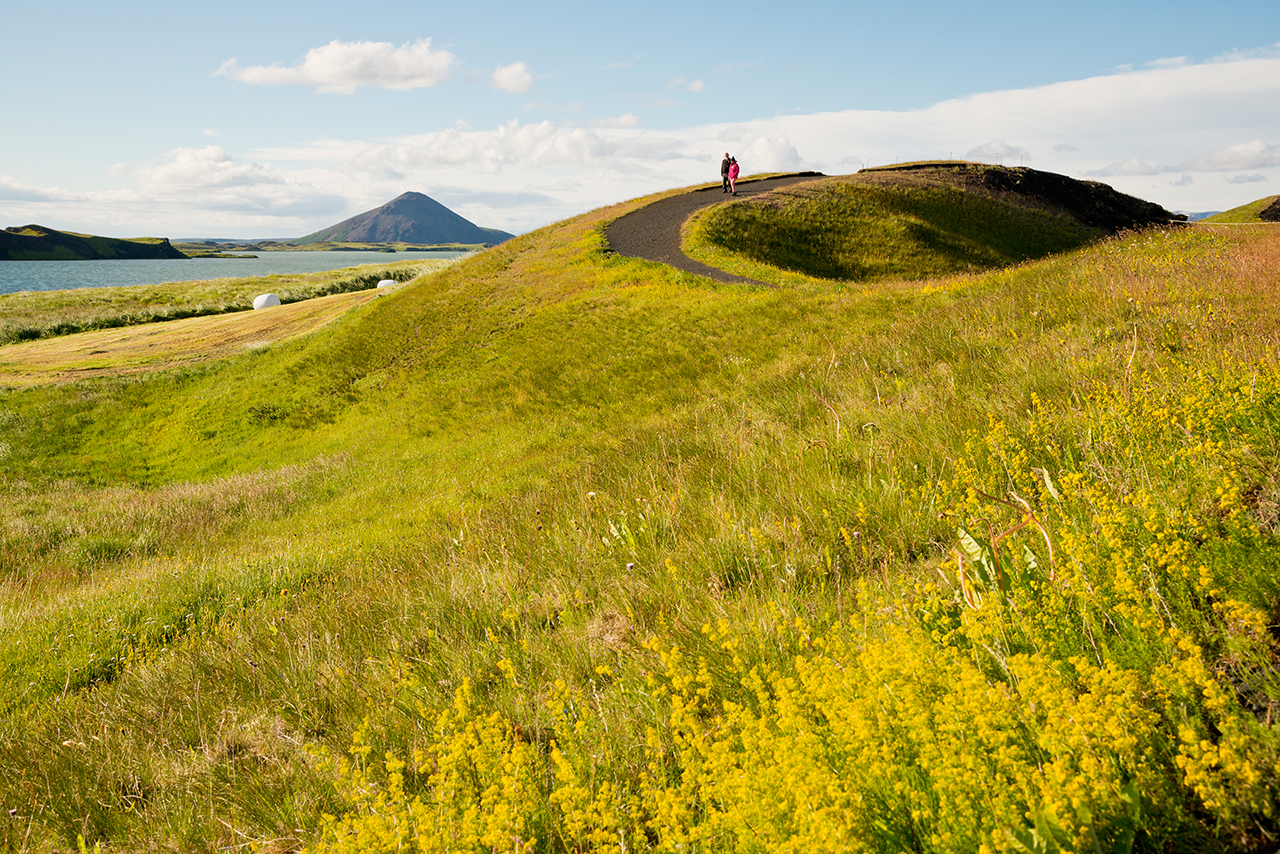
[1228,173,1269,184]
[1169,174,1194,187]
[1181,140,1280,172]
[132,146,284,190]
[1054,143,1078,152]
[966,140,1030,161]
[1088,157,1161,177]
[0,175,66,203]
[203,129,218,137]
[737,136,805,173]
[491,62,534,94]
[216,38,454,94]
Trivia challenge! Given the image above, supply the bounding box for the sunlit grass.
[0,181,1278,851]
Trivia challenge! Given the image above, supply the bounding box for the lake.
[0,250,470,296]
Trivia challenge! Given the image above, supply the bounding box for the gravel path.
[605,172,824,285]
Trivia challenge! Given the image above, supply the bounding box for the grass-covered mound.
[685,164,1178,286]
[0,183,1279,852]
[1203,195,1280,224]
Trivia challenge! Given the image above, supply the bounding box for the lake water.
[0,250,470,296]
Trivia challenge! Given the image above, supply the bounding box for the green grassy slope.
[685,173,1103,285]
[0,225,188,260]
[1202,194,1280,223]
[1,181,1279,851]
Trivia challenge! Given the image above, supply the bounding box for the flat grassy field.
[1,176,1279,853]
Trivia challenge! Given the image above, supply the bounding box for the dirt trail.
[605,173,823,284]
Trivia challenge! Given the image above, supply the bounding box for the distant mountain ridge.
[0,225,188,261]
[298,192,514,246]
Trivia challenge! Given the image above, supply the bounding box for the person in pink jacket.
[728,157,740,194]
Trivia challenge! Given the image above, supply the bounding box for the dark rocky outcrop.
[298,192,515,245]
[1259,198,1280,222]
[0,225,189,261]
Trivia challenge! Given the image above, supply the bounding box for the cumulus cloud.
[0,175,64,202]
[738,136,804,173]
[1169,174,1194,187]
[216,38,454,94]
[491,62,534,94]
[1088,157,1162,177]
[1229,173,1269,184]
[132,146,285,190]
[1181,139,1280,172]
[966,140,1030,161]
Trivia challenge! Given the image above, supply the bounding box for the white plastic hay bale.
[376,279,396,288]
[253,293,281,310]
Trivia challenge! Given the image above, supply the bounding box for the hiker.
[728,157,740,195]
[721,153,732,193]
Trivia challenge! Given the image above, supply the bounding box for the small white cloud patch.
[966,140,1030,161]
[216,38,454,94]
[1228,173,1269,184]
[491,62,534,94]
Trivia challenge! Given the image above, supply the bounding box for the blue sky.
[2,0,1279,237]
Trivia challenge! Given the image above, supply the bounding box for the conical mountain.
[298,192,514,245]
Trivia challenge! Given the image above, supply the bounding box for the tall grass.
[0,181,1278,852]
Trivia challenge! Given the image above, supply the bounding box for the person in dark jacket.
[721,153,732,192]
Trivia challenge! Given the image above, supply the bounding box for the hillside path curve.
[605,172,824,285]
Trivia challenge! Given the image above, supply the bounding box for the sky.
[2,0,1279,239]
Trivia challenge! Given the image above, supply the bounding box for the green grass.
[685,174,1101,285]
[1202,194,1280,223]
[0,258,451,346]
[1,181,1279,852]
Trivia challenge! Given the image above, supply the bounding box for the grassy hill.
[1202,194,1280,223]
[0,224,189,261]
[1,173,1279,852]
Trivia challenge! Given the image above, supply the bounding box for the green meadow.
[1,175,1279,853]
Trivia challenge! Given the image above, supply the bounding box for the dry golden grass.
[0,290,379,386]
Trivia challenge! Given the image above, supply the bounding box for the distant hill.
[0,225,188,261]
[1202,195,1280,223]
[297,192,515,246]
